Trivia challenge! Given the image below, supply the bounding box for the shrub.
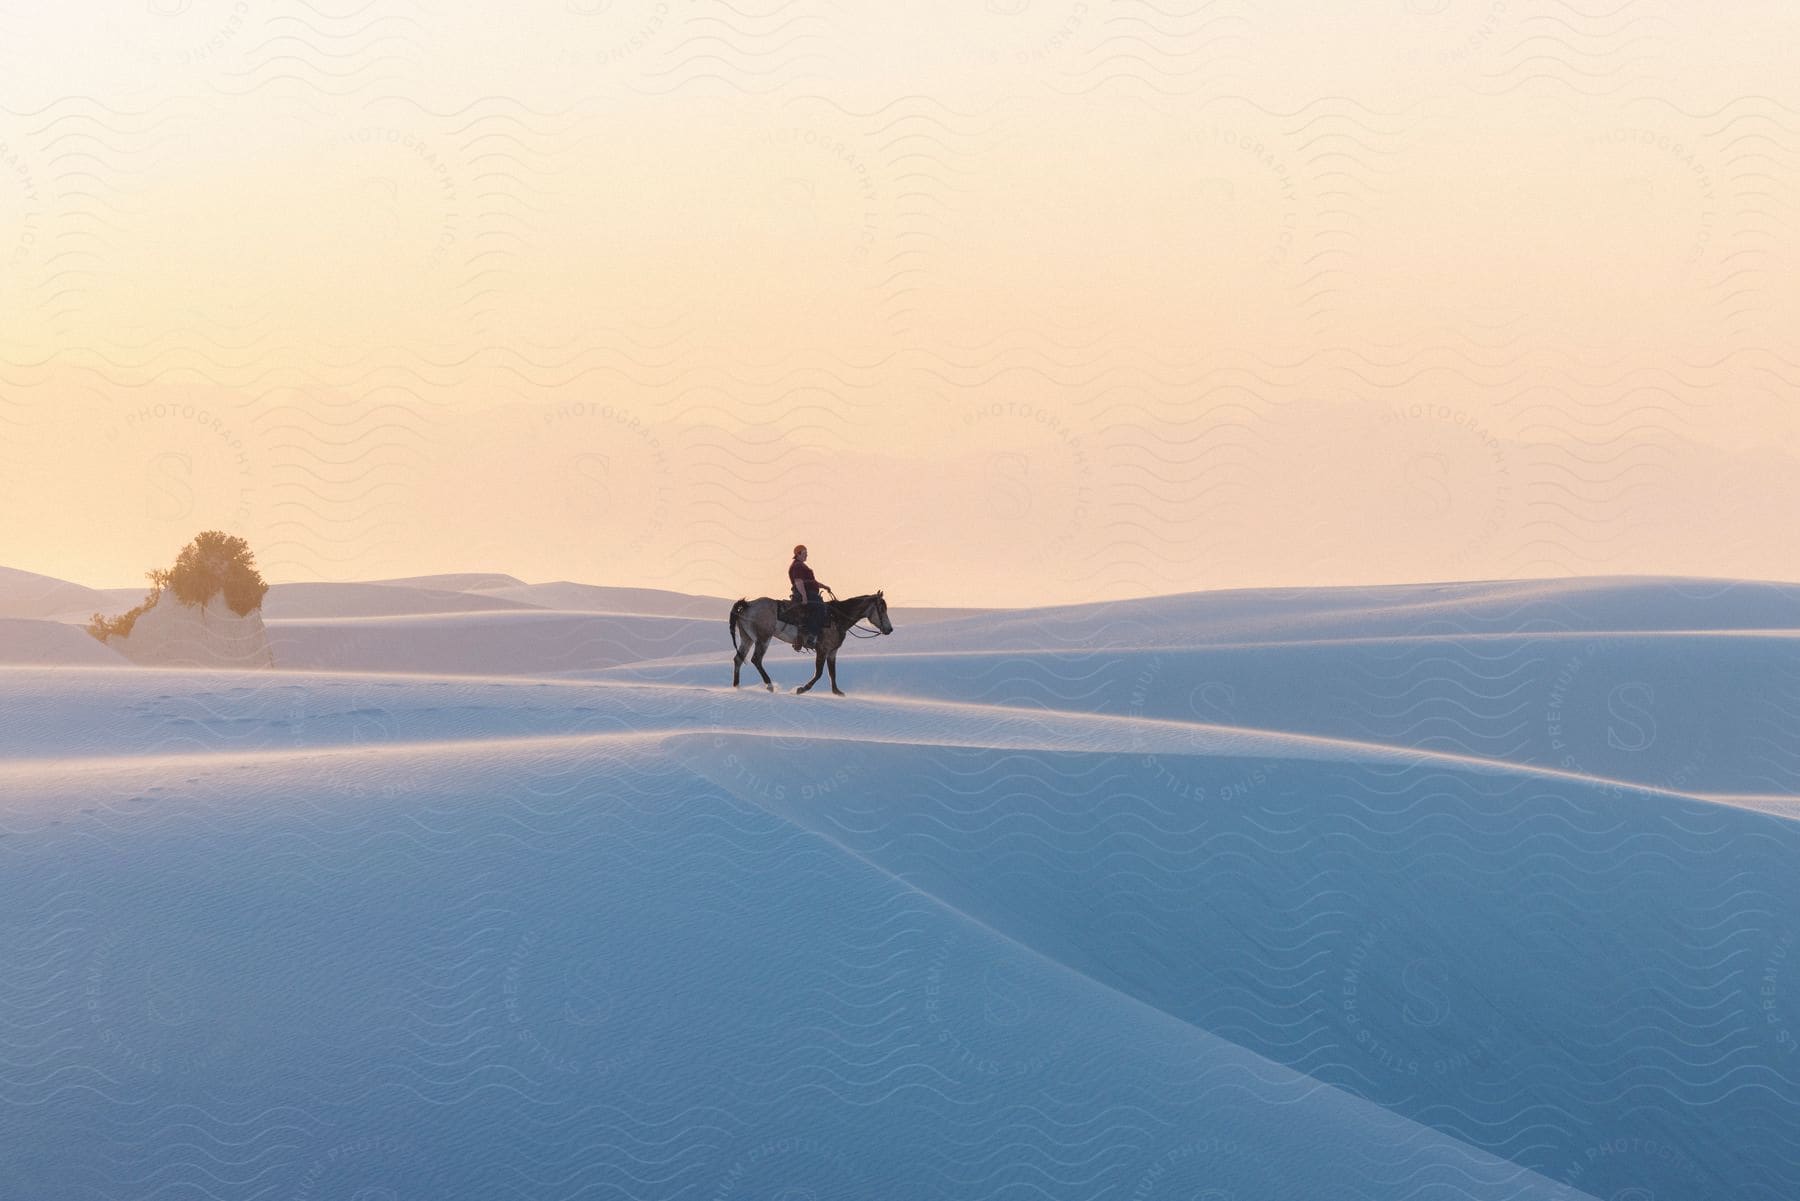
[85,533,269,643]
[86,569,168,643]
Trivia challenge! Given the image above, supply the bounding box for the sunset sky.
[3,1,1797,606]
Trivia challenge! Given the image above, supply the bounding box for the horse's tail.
[728,598,748,653]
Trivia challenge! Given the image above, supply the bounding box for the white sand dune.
[3,568,1796,1200]
[0,564,118,621]
[358,570,528,591]
[261,580,543,619]
[0,618,127,665]
[266,609,722,675]
[474,579,738,618]
[875,575,1800,651]
[474,578,993,625]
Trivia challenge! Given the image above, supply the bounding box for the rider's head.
[793,544,807,559]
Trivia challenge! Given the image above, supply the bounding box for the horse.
[728,590,893,695]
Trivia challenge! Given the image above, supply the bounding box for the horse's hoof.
[765,683,774,692]
[831,689,846,697]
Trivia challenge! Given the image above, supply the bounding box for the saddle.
[778,594,823,651]
[779,584,827,623]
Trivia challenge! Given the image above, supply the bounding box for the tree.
[167,530,269,616]
[85,532,269,643]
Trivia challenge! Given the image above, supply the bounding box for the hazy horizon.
[18,557,1800,615]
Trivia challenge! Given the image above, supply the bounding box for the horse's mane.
[826,593,876,617]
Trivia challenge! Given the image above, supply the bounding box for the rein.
[826,592,887,638]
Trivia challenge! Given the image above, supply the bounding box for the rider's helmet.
[793,544,807,556]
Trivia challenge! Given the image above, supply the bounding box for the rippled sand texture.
[3,572,1797,1198]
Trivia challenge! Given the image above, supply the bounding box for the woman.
[787,544,830,651]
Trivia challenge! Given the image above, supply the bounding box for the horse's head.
[869,589,893,635]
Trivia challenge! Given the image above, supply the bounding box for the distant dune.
[0,617,126,665]
[879,575,1800,651]
[261,581,542,620]
[0,564,117,622]
[265,609,719,675]
[474,579,737,618]
[0,568,991,676]
[356,571,528,591]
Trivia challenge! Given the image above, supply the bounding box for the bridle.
[825,589,890,638]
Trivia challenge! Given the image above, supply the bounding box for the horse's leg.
[751,636,774,692]
[732,621,747,687]
[795,643,825,694]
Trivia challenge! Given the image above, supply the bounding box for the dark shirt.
[789,559,822,601]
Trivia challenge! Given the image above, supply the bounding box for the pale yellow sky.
[2,1,1797,606]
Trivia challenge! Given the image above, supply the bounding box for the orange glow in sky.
[2,3,1797,605]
